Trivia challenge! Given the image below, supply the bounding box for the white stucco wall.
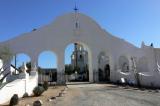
[0,12,159,87]
[0,72,38,105]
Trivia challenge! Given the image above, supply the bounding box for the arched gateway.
[1,12,160,86]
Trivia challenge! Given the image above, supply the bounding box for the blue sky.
[1,0,160,68]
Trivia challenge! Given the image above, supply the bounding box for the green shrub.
[43,81,48,91]
[33,86,44,96]
[23,92,29,98]
[9,94,19,106]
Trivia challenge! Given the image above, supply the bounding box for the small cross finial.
[74,3,78,13]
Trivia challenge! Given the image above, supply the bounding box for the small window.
[75,22,78,28]
[72,55,75,59]
[80,55,82,59]
[75,21,80,29]
[79,46,82,51]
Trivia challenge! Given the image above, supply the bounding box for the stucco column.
[91,52,99,83]
[30,55,38,86]
[57,52,65,85]
[30,54,38,71]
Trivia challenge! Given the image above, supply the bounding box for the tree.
[38,67,43,74]
[65,64,74,75]
[15,62,31,74]
[26,62,31,73]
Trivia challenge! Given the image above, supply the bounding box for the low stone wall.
[116,71,160,88]
[0,71,38,105]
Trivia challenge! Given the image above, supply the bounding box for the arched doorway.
[64,43,90,82]
[11,53,31,74]
[38,51,57,85]
[98,52,110,82]
[104,64,110,81]
[119,56,129,72]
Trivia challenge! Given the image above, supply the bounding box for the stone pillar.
[30,55,38,72]
[89,60,94,83]
[91,52,99,83]
[30,55,38,86]
[18,63,29,93]
[57,52,65,85]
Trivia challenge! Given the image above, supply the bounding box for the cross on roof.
[74,3,78,13]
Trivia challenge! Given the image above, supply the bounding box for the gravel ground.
[2,86,65,106]
[55,84,160,106]
[3,84,160,106]
[18,86,65,106]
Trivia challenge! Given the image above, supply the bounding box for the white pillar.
[91,52,98,83]
[57,52,65,85]
[30,55,38,72]
[30,55,38,86]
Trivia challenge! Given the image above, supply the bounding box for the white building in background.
[70,43,88,81]
[71,43,88,72]
[0,10,160,87]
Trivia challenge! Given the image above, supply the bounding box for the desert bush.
[33,86,44,96]
[33,99,43,106]
[23,92,29,98]
[9,94,19,106]
[43,81,48,91]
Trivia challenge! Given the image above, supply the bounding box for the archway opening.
[38,51,57,85]
[119,56,129,72]
[65,43,89,82]
[11,53,31,74]
[98,52,110,82]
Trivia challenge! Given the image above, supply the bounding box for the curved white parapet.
[119,71,132,76]
[138,72,153,77]
[0,59,3,69]
[0,72,38,105]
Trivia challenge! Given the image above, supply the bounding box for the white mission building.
[1,11,160,87]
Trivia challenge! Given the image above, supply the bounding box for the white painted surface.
[0,71,38,104]
[0,12,159,87]
[0,60,2,69]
